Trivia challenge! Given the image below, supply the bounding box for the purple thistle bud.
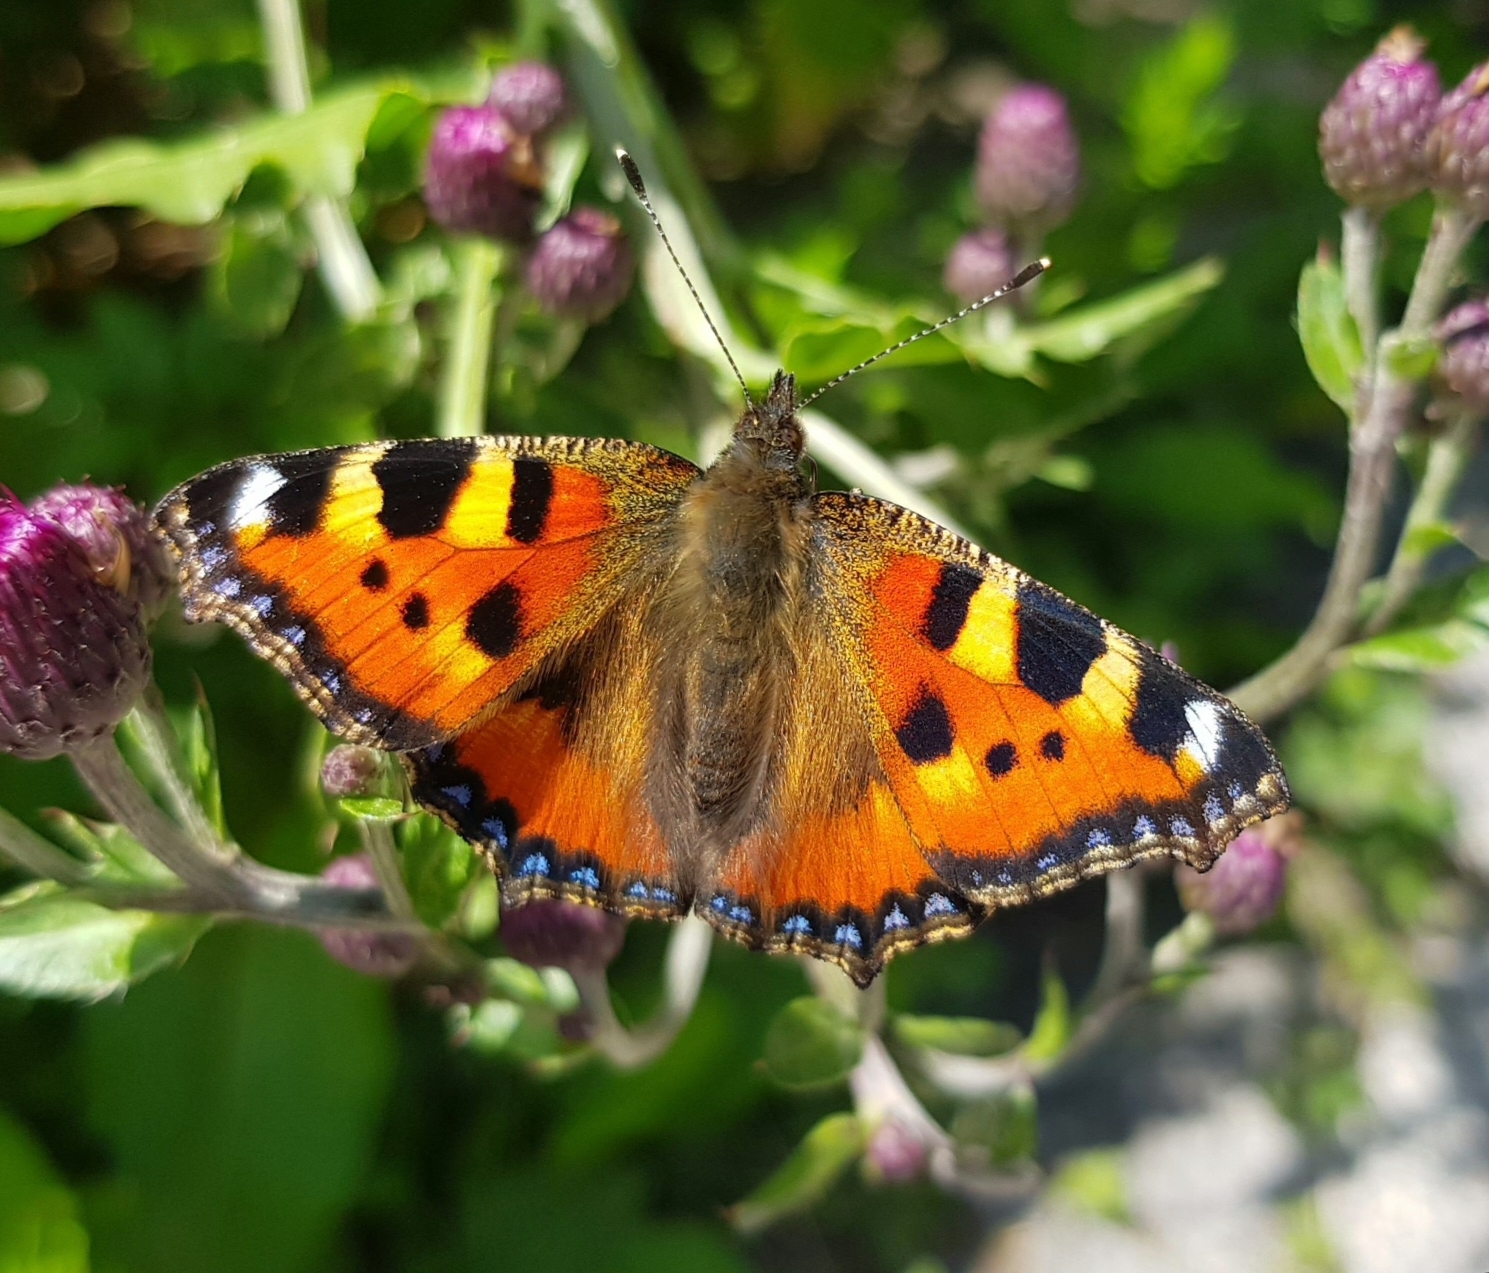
[1429,60,1489,218]
[500,899,626,973]
[487,62,569,138]
[524,207,635,323]
[943,228,1016,306]
[1319,27,1441,210]
[864,1118,929,1184]
[317,854,421,978]
[29,483,174,620]
[320,744,385,799]
[0,492,151,760]
[1436,298,1489,409]
[423,105,544,242]
[975,84,1081,231]
[1175,815,1300,937]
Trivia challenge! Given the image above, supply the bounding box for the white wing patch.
[1181,699,1224,773]
[229,464,286,531]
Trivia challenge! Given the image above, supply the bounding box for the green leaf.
[1402,520,1461,557]
[762,996,864,1089]
[892,1014,1022,1057]
[1383,334,1439,382]
[727,1112,865,1235]
[81,926,394,1273]
[1297,253,1364,411]
[1049,1148,1131,1223]
[337,796,406,822]
[977,257,1224,370]
[0,83,406,245]
[0,1106,91,1273]
[178,692,225,837]
[399,815,477,928]
[1023,966,1072,1062]
[211,212,305,339]
[0,890,208,1001]
[1347,619,1489,671]
[1124,15,1241,190]
[950,1088,1038,1168]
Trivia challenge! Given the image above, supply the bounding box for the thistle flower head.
[975,84,1081,231]
[1319,27,1441,210]
[320,744,386,799]
[29,483,174,620]
[423,105,545,242]
[487,61,569,138]
[500,898,626,972]
[1429,59,1489,218]
[1175,814,1300,937]
[0,490,151,760]
[1436,298,1489,410]
[317,854,421,978]
[943,227,1016,306]
[524,206,635,322]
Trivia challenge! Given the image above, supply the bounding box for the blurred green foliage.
[0,0,1484,1268]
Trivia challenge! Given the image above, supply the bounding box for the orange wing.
[155,436,699,750]
[812,493,1290,909]
[405,606,685,919]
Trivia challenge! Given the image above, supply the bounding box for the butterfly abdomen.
[646,435,813,852]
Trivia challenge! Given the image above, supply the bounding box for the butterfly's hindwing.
[155,436,700,749]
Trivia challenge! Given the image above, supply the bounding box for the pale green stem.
[1365,408,1484,637]
[1341,206,1382,360]
[358,820,418,922]
[1230,203,1481,725]
[572,915,712,1068]
[255,0,381,321]
[437,238,505,438]
[0,806,92,885]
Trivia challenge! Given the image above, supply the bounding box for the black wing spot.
[1015,581,1107,705]
[401,593,430,630]
[896,691,954,764]
[922,563,982,651]
[986,740,1018,776]
[506,457,554,544]
[467,581,523,659]
[265,450,345,537]
[1128,648,1191,761]
[1040,730,1065,761]
[373,438,478,539]
[360,560,389,591]
[183,465,240,530]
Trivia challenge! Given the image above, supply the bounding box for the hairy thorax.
[647,438,813,858]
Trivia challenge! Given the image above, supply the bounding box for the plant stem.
[573,915,712,1068]
[437,238,505,438]
[72,734,248,903]
[128,691,231,859]
[1230,203,1480,725]
[0,806,92,886]
[1365,407,1484,637]
[255,0,381,322]
[359,820,418,921]
[1341,206,1382,357]
[1086,867,1147,1006]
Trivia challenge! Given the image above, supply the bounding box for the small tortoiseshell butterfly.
[154,363,1288,985]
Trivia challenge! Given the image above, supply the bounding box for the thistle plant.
[0,3,1485,1254]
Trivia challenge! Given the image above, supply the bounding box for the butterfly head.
[731,370,804,472]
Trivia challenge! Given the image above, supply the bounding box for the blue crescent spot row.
[410,740,976,952]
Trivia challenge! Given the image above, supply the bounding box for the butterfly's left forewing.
[156,436,699,749]
[812,492,1289,909]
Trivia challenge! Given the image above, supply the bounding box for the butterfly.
[153,367,1289,986]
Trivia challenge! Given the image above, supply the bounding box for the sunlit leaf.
[892,1014,1022,1057]
[726,1112,864,1235]
[950,1088,1038,1168]
[0,890,208,1001]
[1297,253,1364,412]
[1124,15,1241,189]
[1022,966,1072,1062]
[762,995,864,1089]
[0,83,415,245]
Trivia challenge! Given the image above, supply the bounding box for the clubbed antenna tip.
[798,257,1051,409]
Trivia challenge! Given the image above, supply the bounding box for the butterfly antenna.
[616,148,753,409]
[796,257,1050,410]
